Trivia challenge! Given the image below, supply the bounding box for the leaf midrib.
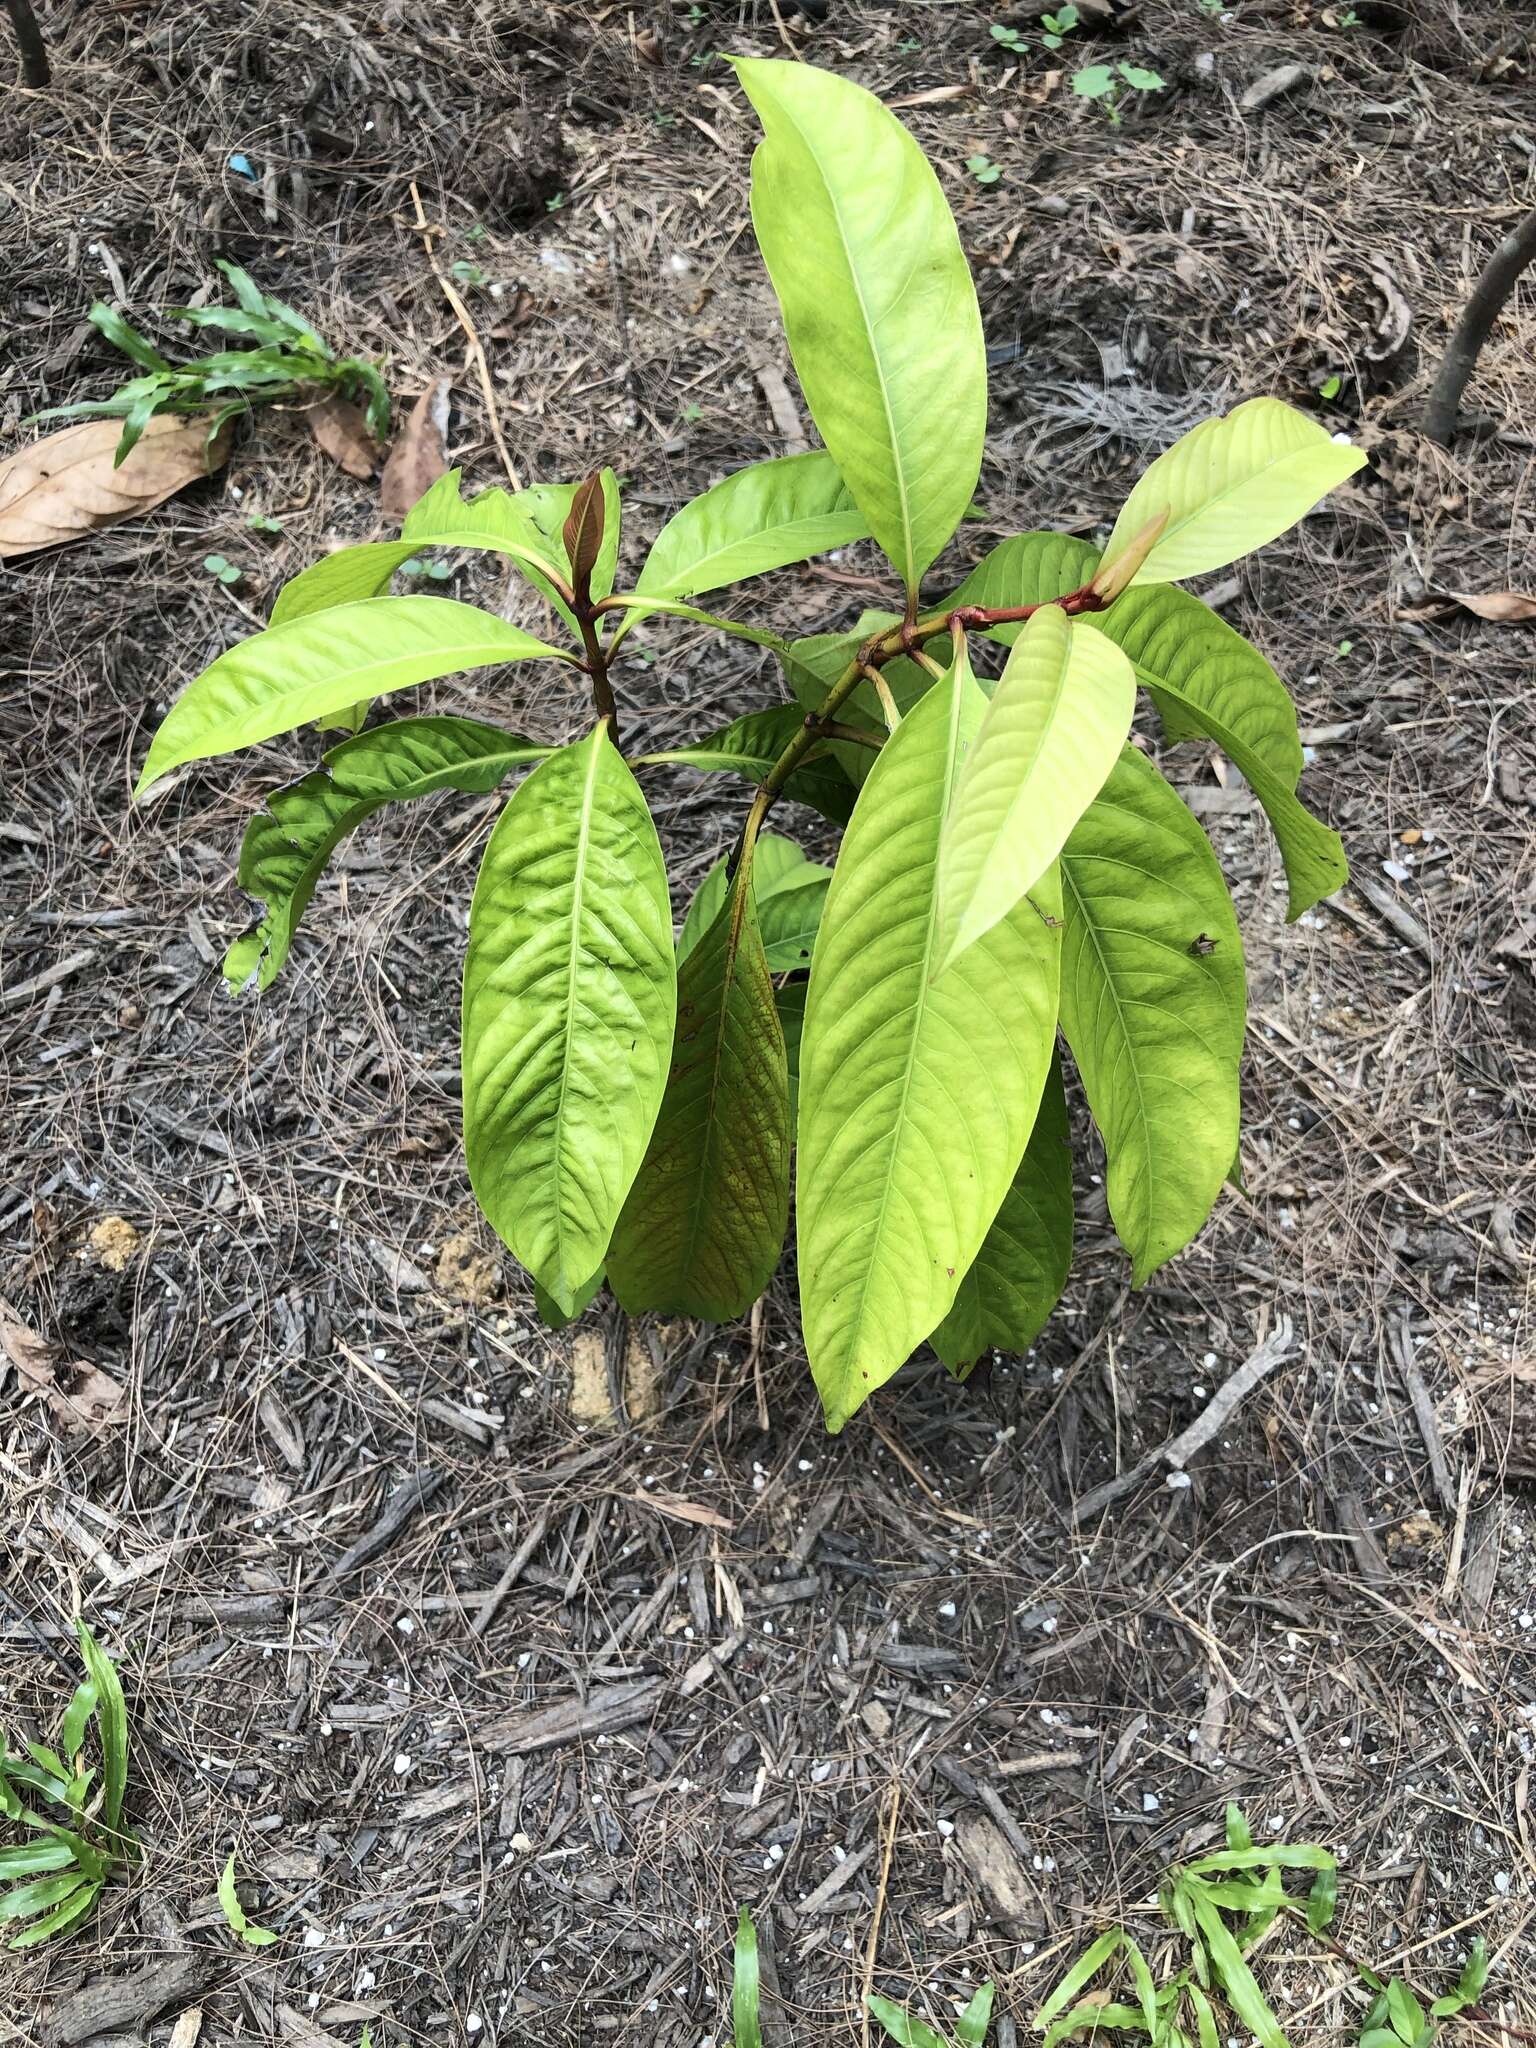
[550,729,605,1303]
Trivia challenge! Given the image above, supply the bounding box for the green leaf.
[1187,1984,1219,2048]
[169,305,294,345]
[1224,1803,1254,1853]
[796,650,1061,1433]
[1118,63,1165,90]
[733,1908,762,2048]
[636,449,870,599]
[1098,397,1366,590]
[935,605,1136,973]
[735,58,986,594]
[866,1995,951,2048]
[677,833,819,964]
[1043,2001,1148,2048]
[1058,747,1244,1284]
[7,1879,99,1950]
[607,862,791,1321]
[1073,64,1116,98]
[1188,1888,1285,2048]
[777,978,807,1125]
[782,611,925,784]
[1123,1939,1160,2038]
[1187,1844,1334,1874]
[218,1851,278,1946]
[1386,1983,1427,2044]
[599,592,786,652]
[224,717,548,991]
[948,534,1346,918]
[758,869,829,972]
[0,1871,87,1927]
[462,726,677,1314]
[955,1982,996,2047]
[636,705,856,826]
[1361,2030,1402,2048]
[0,1843,77,1882]
[532,1267,603,1331]
[135,597,572,796]
[929,1051,1072,1373]
[74,1622,127,1834]
[1305,1866,1337,1934]
[88,301,171,373]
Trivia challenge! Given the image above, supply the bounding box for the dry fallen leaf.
[379,376,451,520]
[625,1491,733,1532]
[306,394,380,479]
[0,1294,125,1431]
[1451,589,1536,622]
[0,414,231,560]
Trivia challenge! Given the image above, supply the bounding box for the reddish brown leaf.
[562,473,606,602]
[0,414,231,560]
[1451,589,1536,622]
[307,394,381,479]
[379,376,451,520]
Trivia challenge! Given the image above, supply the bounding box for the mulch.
[2,2,1534,2043]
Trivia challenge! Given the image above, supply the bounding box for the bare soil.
[3,3,1534,2043]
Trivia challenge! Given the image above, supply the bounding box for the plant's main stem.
[727,578,1108,869]
[576,605,619,746]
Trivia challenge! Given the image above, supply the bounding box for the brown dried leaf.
[0,1294,125,1431]
[379,376,451,519]
[1451,588,1536,622]
[0,414,231,560]
[625,1491,733,1531]
[307,394,381,479]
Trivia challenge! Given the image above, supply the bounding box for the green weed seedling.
[1358,1940,1489,2048]
[218,1850,278,1945]
[0,1620,132,1950]
[1040,5,1080,49]
[1073,61,1166,123]
[967,153,1003,186]
[990,23,1028,52]
[28,259,389,467]
[732,1910,995,2046]
[136,58,1360,1435]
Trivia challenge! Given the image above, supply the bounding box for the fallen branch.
[1425,208,1536,444]
[1071,1316,1297,1524]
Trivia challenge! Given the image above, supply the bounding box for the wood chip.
[0,414,231,559]
[1240,63,1312,112]
[477,1677,666,1753]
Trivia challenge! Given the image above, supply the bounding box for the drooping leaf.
[935,605,1136,973]
[1097,397,1365,589]
[6,1879,99,1949]
[929,1052,1072,1374]
[637,704,856,826]
[136,597,572,796]
[269,470,574,630]
[607,856,791,1321]
[945,533,1347,918]
[532,1267,603,1332]
[796,652,1061,1432]
[599,591,786,651]
[736,58,986,594]
[224,716,549,991]
[462,726,676,1314]
[636,449,870,599]
[1188,1888,1285,2048]
[1058,747,1245,1284]
[0,1844,76,1882]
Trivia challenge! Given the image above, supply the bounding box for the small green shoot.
[989,23,1028,51]
[1361,1939,1489,2047]
[1319,373,1343,401]
[546,192,566,212]
[27,261,390,467]
[869,1981,996,2046]
[399,557,453,582]
[0,1620,132,1950]
[1073,60,1166,124]
[732,1907,761,2048]
[1041,5,1080,48]
[450,259,486,287]
[967,154,1002,186]
[202,554,242,587]
[682,402,704,424]
[218,1851,278,1946]
[246,510,285,536]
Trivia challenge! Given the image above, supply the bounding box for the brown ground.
[3,2,1535,2043]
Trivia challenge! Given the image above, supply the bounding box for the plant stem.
[5,0,49,87]
[1425,208,1536,444]
[576,605,619,745]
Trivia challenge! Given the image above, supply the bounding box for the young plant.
[1358,1942,1489,2048]
[1040,5,1080,49]
[133,58,1361,1433]
[0,1620,131,1949]
[218,1850,278,1945]
[1073,60,1166,122]
[28,260,389,466]
[731,1908,995,2046]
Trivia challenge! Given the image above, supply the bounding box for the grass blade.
[1038,1929,1126,2027]
[75,1622,127,1832]
[732,1907,761,2048]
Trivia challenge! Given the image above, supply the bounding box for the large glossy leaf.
[637,704,856,825]
[136,597,572,796]
[637,449,870,598]
[1098,397,1366,589]
[607,859,791,1320]
[225,716,548,990]
[929,1054,1073,1373]
[796,655,1062,1431]
[736,58,986,595]
[935,605,1136,974]
[946,534,1347,918]
[462,726,676,1313]
[1058,746,1245,1284]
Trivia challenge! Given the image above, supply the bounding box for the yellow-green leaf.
[935,605,1135,973]
[636,449,870,599]
[1098,396,1365,588]
[736,58,986,595]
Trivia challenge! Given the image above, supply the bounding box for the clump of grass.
[27,260,390,466]
[0,1619,132,1949]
